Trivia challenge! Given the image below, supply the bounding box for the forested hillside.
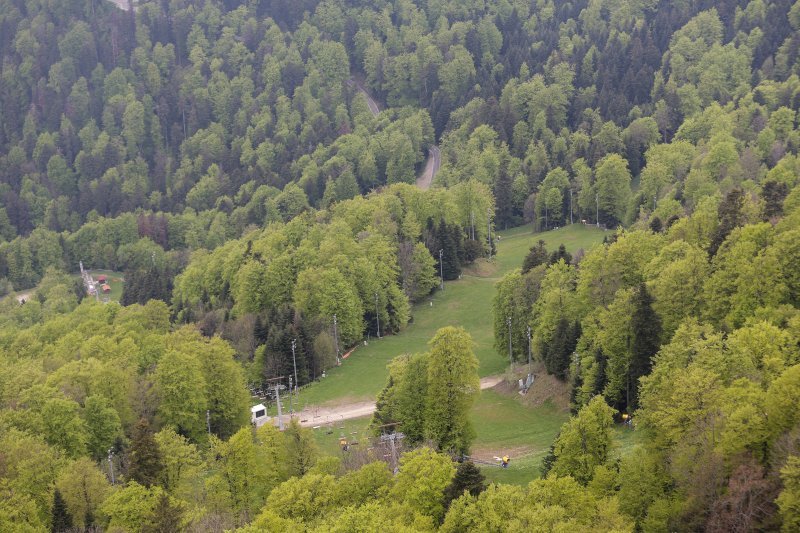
[1,0,800,531]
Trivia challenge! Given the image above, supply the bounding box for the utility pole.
[289,375,293,415]
[527,325,532,375]
[438,249,444,290]
[107,449,115,485]
[596,192,600,228]
[206,409,211,436]
[275,383,284,430]
[374,292,381,338]
[487,208,492,258]
[470,210,475,240]
[333,314,340,365]
[544,202,548,231]
[291,338,298,394]
[265,377,285,430]
[569,188,574,224]
[507,316,513,366]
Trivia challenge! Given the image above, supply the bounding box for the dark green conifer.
[143,493,184,533]
[444,461,486,509]
[629,283,661,410]
[649,216,663,233]
[709,188,745,256]
[51,488,72,533]
[128,418,164,487]
[548,243,572,265]
[762,180,788,220]
[522,240,548,273]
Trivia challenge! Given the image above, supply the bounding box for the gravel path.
[294,374,503,428]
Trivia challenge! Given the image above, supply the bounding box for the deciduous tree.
[425,327,480,454]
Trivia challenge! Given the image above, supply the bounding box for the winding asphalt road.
[416,146,440,190]
[351,78,441,188]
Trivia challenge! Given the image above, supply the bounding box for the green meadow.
[300,223,614,486]
[297,223,606,408]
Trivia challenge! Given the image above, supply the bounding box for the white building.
[250,404,270,428]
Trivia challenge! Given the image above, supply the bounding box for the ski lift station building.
[251,403,270,428]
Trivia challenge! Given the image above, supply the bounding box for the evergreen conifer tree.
[709,188,745,256]
[493,170,514,229]
[143,493,184,533]
[51,488,73,533]
[628,283,661,410]
[548,243,572,265]
[593,348,607,398]
[444,461,486,509]
[522,240,548,273]
[128,418,164,487]
[545,318,580,380]
[649,216,663,233]
[762,180,788,220]
[437,219,461,280]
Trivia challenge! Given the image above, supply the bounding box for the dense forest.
[1,0,800,530]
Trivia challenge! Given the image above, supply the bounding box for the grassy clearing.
[471,389,646,486]
[86,270,125,303]
[298,224,606,408]
[297,273,502,406]
[308,388,644,488]
[311,416,373,457]
[470,389,568,486]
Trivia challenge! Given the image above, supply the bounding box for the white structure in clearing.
[250,404,270,428]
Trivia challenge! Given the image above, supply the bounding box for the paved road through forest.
[352,78,441,188]
[416,145,440,190]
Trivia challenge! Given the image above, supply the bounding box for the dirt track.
[293,375,503,428]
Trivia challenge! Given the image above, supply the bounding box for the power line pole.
[569,188,574,224]
[470,210,475,240]
[265,377,285,430]
[374,292,381,339]
[275,383,284,430]
[206,409,211,435]
[527,325,532,374]
[438,249,444,290]
[507,316,513,366]
[333,314,340,365]
[596,192,600,228]
[291,338,298,394]
[487,208,492,258]
[289,375,293,415]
